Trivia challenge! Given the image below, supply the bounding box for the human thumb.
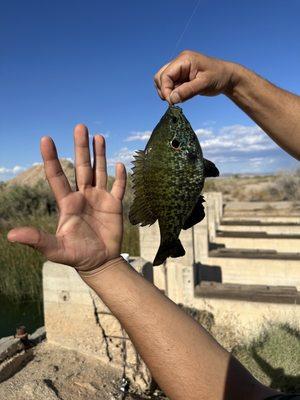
[7,227,61,259]
[169,74,210,104]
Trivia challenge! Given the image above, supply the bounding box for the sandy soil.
[0,342,164,400]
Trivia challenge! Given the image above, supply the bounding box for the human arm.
[8,125,278,400]
[154,50,300,160]
[82,257,277,400]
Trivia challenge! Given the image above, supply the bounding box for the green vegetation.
[233,324,300,393]
[0,178,139,302]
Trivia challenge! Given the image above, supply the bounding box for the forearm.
[80,258,275,400]
[227,63,300,160]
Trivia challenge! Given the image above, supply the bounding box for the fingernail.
[170,92,181,104]
[7,234,16,242]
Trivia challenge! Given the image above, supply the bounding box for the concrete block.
[0,337,21,363]
[201,256,300,289]
[0,349,34,384]
[43,261,150,389]
[213,235,300,253]
[29,326,46,344]
[219,224,300,235]
[194,206,209,260]
[222,215,300,224]
[192,296,300,341]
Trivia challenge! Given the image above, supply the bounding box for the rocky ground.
[0,342,166,400]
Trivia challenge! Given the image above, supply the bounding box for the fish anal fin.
[183,195,205,230]
[204,158,219,178]
[153,239,185,266]
[129,150,157,226]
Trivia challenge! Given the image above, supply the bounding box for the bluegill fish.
[129,106,219,266]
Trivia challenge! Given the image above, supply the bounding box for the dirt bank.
[0,342,165,400]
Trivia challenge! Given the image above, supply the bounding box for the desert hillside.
[7,159,76,188]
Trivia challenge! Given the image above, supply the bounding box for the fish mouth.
[166,105,183,122]
[168,105,182,115]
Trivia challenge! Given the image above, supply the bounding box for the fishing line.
[171,0,201,58]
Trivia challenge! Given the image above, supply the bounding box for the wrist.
[223,61,247,97]
[78,255,128,286]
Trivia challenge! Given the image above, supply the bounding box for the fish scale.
[129,106,219,266]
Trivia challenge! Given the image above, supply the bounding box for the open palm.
[8,124,126,273]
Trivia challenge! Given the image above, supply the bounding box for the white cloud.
[0,165,26,180]
[0,165,26,175]
[195,128,213,137]
[125,131,152,142]
[89,132,110,139]
[107,147,135,167]
[201,124,276,154]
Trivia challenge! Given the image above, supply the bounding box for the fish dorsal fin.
[204,158,219,177]
[129,150,157,226]
[183,195,205,230]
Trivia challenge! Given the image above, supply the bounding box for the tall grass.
[0,179,139,302]
[0,214,56,302]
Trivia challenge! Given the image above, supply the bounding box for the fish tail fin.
[153,239,185,266]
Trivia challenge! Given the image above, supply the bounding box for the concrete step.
[201,250,300,289]
[222,215,300,224]
[195,281,300,304]
[219,221,300,235]
[213,231,300,253]
[224,200,300,212]
[209,247,300,260]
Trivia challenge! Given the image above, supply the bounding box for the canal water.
[0,295,44,338]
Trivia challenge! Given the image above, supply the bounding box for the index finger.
[154,62,171,100]
[40,136,72,203]
[159,59,191,101]
[154,62,170,89]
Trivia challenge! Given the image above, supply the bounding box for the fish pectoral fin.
[153,239,185,266]
[129,150,157,226]
[183,195,205,230]
[129,198,157,226]
[204,158,219,177]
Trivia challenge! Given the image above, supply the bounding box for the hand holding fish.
[154,50,236,104]
[155,50,300,160]
[7,125,127,273]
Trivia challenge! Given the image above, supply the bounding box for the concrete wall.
[43,261,150,388]
[202,256,300,289]
[192,296,300,340]
[42,192,300,380]
[213,236,300,252]
[222,216,300,224]
[219,224,300,235]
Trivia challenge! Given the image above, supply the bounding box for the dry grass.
[183,306,300,393]
[233,324,300,392]
[204,169,300,202]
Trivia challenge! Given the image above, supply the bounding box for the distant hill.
[6,161,299,203]
[7,159,76,188]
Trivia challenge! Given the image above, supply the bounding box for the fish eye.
[171,139,181,149]
[171,116,178,123]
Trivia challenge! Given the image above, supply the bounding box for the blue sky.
[0,0,299,181]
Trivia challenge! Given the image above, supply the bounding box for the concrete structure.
[42,192,300,385]
[43,259,151,389]
[0,327,45,383]
[219,222,300,235]
[213,233,300,253]
[139,193,300,335]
